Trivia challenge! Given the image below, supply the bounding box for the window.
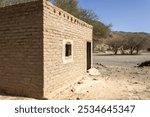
[63,40,73,64]
[65,43,72,57]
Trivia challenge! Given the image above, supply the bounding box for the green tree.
[49,0,111,40]
[50,0,80,17]
[0,0,34,6]
[1,0,111,41]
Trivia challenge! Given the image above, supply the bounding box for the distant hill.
[113,31,150,38]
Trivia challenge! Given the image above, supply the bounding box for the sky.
[78,0,150,33]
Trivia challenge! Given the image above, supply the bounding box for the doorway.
[87,42,91,70]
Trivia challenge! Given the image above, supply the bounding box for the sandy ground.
[0,95,32,100]
[51,53,150,100]
[93,52,150,67]
[51,66,150,100]
[0,53,150,100]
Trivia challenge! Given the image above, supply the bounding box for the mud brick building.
[0,0,93,99]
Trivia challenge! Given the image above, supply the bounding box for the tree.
[1,0,111,43]
[134,35,147,54]
[78,8,111,40]
[0,0,34,6]
[49,0,111,40]
[124,33,148,55]
[106,32,149,55]
[106,33,124,55]
[50,0,80,17]
[124,33,137,55]
[0,0,5,6]
[146,39,150,51]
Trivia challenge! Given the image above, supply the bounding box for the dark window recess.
[65,43,72,57]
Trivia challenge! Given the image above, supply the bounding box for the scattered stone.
[77,81,83,84]
[137,61,150,67]
[96,63,107,68]
[82,77,85,80]
[88,68,101,76]
[71,88,75,92]
[93,78,98,81]
[131,72,140,74]
[133,91,138,94]
[133,82,138,84]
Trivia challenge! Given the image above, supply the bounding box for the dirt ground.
[51,65,150,100]
[0,53,150,100]
[93,52,150,67]
[51,53,150,100]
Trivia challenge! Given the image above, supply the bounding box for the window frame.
[62,39,73,64]
[65,42,72,57]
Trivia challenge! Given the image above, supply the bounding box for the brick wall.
[43,0,93,98]
[0,0,92,99]
[0,0,44,98]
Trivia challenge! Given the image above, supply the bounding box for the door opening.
[87,42,91,70]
